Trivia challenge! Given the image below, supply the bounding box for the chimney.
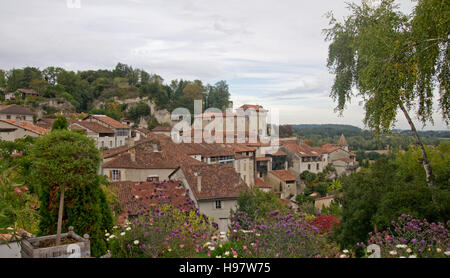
[128,140,135,162]
[195,172,202,192]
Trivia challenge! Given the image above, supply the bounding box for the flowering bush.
[228,206,341,258]
[107,204,218,258]
[359,214,450,258]
[308,216,340,234]
[0,166,39,239]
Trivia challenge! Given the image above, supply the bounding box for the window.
[147,176,159,182]
[116,129,129,137]
[110,141,113,148]
[215,200,222,209]
[119,140,122,146]
[101,141,104,148]
[112,170,120,181]
[316,163,319,170]
[6,115,11,119]
[308,164,311,170]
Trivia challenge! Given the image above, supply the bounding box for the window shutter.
[109,170,112,180]
[118,170,121,181]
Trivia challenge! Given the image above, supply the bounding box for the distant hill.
[291,124,362,131]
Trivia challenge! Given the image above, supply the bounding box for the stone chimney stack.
[128,139,135,162]
[195,172,202,192]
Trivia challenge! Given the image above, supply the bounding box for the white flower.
[216,255,221,258]
[113,226,118,229]
[220,231,226,235]
[109,235,115,239]
[120,232,126,236]
[225,251,230,256]
[209,246,215,251]
[396,244,407,249]
[105,233,110,237]
[389,250,397,255]
[444,251,450,256]
[406,248,412,253]
[340,254,347,258]
[399,256,406,258]
[233,229,237,233]
[256,233,261,237]
[343,249,349,254]
[126,227,131,231]
[133,240,139,245]
[409,255,416,258]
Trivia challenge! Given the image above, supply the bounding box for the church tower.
[338,134,349,151]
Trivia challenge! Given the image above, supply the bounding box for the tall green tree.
[324,0,449,199]
[51,116,69,131]
[30,130,113,256]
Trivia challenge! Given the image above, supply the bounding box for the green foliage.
[324,0,449,134]
[30,130,113,256]
[127,102,150,123]
[295,194,315,205]
[0,165,40,238]
[333,142,450,249]
[206,80,230,110]
[236,188,289,228]
[51,116,68,131]
[317,182,329,197]
[147,116,160,130]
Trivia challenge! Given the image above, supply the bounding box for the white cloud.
[0,0,446,130]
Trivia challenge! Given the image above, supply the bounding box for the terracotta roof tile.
[0,120,49,135]
[87,115,130,129]
[175,164,247,201]
[152,126,172,132]
[102,138,203,169]
[254,178,271,188]
[110,180,196,223]
[71,121,114,134]
[283,143,322,157]
[0,104,34,116]
[269,170,297,182]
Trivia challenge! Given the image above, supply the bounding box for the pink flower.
[243,245,247,250]
[23,187,29,192]
[14,187,22,194]
[179,244,185,249]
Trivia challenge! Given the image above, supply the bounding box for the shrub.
[358,214,449,258]
[108,204,217,258]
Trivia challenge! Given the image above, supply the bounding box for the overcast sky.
[0,0,447,130]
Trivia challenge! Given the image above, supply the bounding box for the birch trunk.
[398,102,436,203]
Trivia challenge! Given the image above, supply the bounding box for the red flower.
[309,216,340,234]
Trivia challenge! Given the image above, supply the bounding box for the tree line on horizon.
[0,63,232,119]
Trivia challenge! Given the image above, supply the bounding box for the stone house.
[69,121,117,149]
[0,119,49,141]
[267,169,297,199]
[83,115,131,148]
[0,104,34,123]
[169,164,246,232]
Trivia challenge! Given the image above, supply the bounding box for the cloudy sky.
[0,0,447,130]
